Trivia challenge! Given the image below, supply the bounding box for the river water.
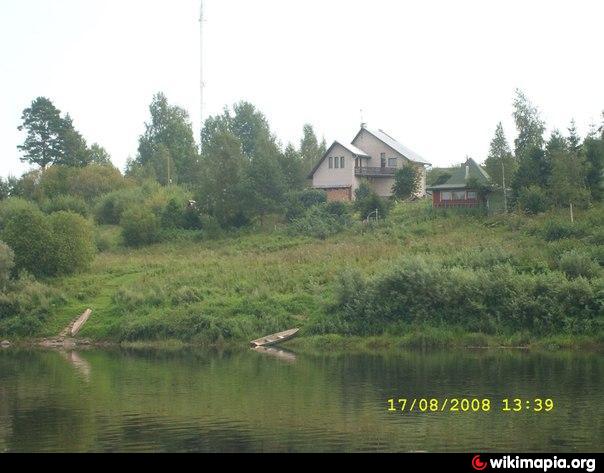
[0,347,601,452]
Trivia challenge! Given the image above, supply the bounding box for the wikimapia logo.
[471,455,597,472]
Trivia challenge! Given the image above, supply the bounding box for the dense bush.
[0,200,96,276]
[354,183,388,220]
[325,256,602,336]
[536,218,588,241]
[0,274,61,336]
[285,188,327,222]
[95,187,143,224]
[0,242,14,289]
[42,194,89,217]
[95,225,123,252]
[37,164,128,203]
[558,250,600,279]
[0,199,54,276]
[517,185,548,214]
[121,206,161,247]
[47,211,96,274]
[446,246,513,269]
[289,203,352,239]
[393,165,420,199]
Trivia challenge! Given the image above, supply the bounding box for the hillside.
[17,200,601,350]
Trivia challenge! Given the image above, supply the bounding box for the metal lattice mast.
[199,0,205,145]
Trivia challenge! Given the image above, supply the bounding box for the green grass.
[6,200,602,349]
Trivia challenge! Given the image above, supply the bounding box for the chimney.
[361,122,367,129]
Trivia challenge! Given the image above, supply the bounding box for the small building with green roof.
[426,158,493,208]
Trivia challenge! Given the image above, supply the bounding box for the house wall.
[325,187,352,202]
[312,143,355,190]
[352,128,427,197]
[353,129,406,169]
[432,189,482,207]
[366,177,395,197]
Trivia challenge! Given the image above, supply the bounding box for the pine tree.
[567,119,581,153]
[17,97,65,170]
[484,122,517,190]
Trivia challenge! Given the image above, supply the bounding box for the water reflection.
[0,348,601,452]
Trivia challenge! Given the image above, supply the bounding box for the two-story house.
[308,124,431,201]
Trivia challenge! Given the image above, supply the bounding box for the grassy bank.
[2,201,602,349]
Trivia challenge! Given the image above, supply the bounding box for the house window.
[380,153,386,168]
[334,157,339,169]
[467,191,477,200]
[388,158,397,167]
[340,157,345,168]
[355,157,359,168]
[329,157,333,169]
[442,192,452,201]
[452,191,466,200]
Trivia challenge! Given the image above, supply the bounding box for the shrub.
[42,194,89,217]
[47,211,96,274]
[161,198,185,229]
[121,206,160,247]
[67,164,127,202]
[354,183,388,220]
[285,189,327,222]
[0,199,54,276]
[0,242,14,289]
[289,204,351,239]
[539,219,587,241]
[326,255,602,336]
[95,187,142,224]
[517,185,548,214]
[392,165,420,199]
[0,274,61,336]
[95,225,123,252]
[324,201,351,218]
[558,250,600,279]
[447,247,513,269]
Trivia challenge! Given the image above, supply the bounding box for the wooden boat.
[250,328,299,348]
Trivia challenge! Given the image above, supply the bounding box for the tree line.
[10,93,329,229]
[482,90,603,213]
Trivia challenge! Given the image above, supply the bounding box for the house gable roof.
[426,158,491,190]
[307,140,369,178]
[352,127,431,165]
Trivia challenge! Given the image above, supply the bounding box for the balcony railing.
[354,166,396,177]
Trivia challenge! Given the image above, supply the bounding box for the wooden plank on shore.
[70,309,93,337]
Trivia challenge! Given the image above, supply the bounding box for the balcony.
[354,166,396,177]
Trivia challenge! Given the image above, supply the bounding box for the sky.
[1,0,603,178]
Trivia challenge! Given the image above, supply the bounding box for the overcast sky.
[1,0,603,177]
